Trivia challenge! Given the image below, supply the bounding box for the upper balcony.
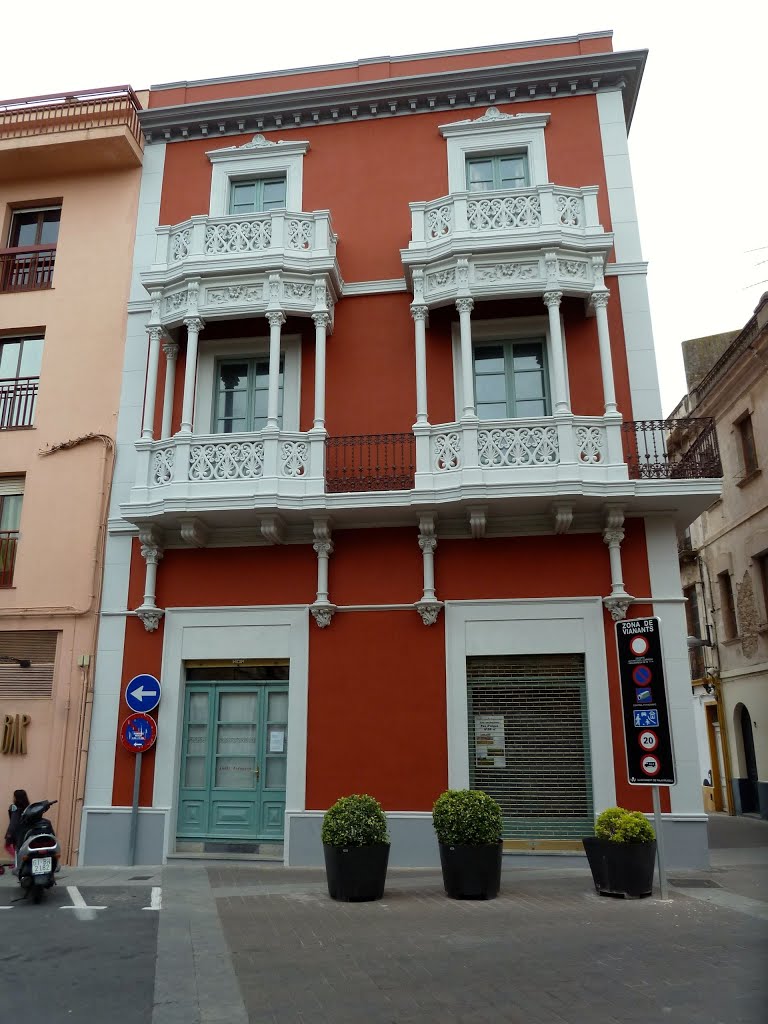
[0,86,143,180]
[401,184,612,306]
[142,209,341,327]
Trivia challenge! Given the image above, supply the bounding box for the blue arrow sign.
[125,673,161,714]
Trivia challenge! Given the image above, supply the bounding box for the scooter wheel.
[32,886,43,904]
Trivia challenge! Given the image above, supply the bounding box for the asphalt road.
[0,876,159,1023]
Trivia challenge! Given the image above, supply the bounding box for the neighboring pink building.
[0,87,143,862]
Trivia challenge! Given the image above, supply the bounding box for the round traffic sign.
[640,754,661,776]
[638,731,658,751]
[125,673,161,714]
[632,665,652,686]
[630,636,649,657]
[120,713,157,754]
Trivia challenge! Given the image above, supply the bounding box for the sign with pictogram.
[120,713,158,754]
[125,674,161,714]
[616,617,675,785]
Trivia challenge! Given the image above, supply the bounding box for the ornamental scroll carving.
[207,285,263,305]
[189,441,265,481]
[475,262,538,282]
[432,432,462,471]
[468,194,541,230]
[478,426,560,468]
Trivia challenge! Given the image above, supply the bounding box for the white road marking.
[143,886,162,911]
[61,885,106,919]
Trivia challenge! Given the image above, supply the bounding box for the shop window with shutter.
[0,630,58,698]
[467,654,593,840]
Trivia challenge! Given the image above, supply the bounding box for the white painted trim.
[450,314,558,419]
[444,599,616,815]
[644,517,702,814]
[207,138,308,215]
[342,278,407,296]
[81,143,167,840]
[605,261,648,276]
[441,111,550,193]
[194,332,302,433]
[154,605,309,862]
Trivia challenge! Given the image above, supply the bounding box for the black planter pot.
[323,843,390,902]
[438,841,502,899]
[582,837,656,898]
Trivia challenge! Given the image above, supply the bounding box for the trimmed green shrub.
[595,806,655,844]
[321,794,390,847]
[432,789,503,846]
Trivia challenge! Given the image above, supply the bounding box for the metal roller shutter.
[467,654,594,840]
[0,630,58,698]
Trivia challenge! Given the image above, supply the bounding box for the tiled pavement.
[212,861,767,1024]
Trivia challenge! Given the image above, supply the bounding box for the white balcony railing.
[132,430,326,504]
[415,415,627,487]
[408,185,603,253]
[154,209,337,270]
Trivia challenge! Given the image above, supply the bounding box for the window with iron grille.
[0,335,43,429]
[0,481,23,587]
[467,654,593,840]
[1,207,60,292]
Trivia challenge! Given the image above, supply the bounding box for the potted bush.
[583,806,657,899]
[321,794,390,902]
[432,789,503,900]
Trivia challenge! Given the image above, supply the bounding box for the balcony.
[622,418,722,480]
[0,86,143,179]
[401,185,612,305]
[326,434,416,493]
[0,531,18,587]
[0,377,38,429]
[143,209,340,327]
[0,249,55,293]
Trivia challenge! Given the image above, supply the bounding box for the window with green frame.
[229,177,287,215]
[473,340,550,419]
[466,153,529,192]
[214,357,284,432]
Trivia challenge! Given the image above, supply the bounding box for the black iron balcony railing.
[0,377,39,428]
[0,247,56,292]
[0,530,19,587]
[325,433,416,492]
[622,418,721,480]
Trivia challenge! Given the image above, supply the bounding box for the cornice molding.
[139,49,646,144]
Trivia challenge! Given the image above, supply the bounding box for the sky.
[3,1,766,414]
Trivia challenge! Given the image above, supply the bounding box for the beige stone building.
[674,294,768,818]
[0,87,143,860]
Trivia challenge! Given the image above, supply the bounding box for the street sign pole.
[128,751,142,868]
[651,786,669,900]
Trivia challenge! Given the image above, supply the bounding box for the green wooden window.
[473,339,550,419]
[229,177,287,214]
[466,154,529,192]
[214,357,284,433]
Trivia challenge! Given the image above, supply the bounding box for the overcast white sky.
[3,1,766,413]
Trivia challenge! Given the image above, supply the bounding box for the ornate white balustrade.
[142,209,340,328]
[416,415,627,489]
[128,430,326,516]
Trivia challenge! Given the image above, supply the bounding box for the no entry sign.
[616,617,675,786]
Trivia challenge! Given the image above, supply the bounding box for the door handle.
[253,765,260,780]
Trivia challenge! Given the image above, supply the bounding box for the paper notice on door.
[474,715,506,767]
[269,728,285,753]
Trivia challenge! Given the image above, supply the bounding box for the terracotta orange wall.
[157,95,613,282]
[112,522,669,814]
[149,36,613,108]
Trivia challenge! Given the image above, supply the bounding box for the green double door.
[177,682,288,842]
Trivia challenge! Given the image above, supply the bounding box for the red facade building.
[81,33,721,867]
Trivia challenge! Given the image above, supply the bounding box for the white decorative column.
[310,519,336,627]
[456,297,476,419]
[160,340,179,440]
[265,310,286,430]
[411,303,430,425]
[590,290,618,415]
[602,506,634,621]
[179,317,204,435]
[543,290,570,414]
[312,310,330,430]
[135,527,164,632]
[415,513,443,624]
[141,326,163,440]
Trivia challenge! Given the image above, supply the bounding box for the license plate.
[32,857,52,875]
